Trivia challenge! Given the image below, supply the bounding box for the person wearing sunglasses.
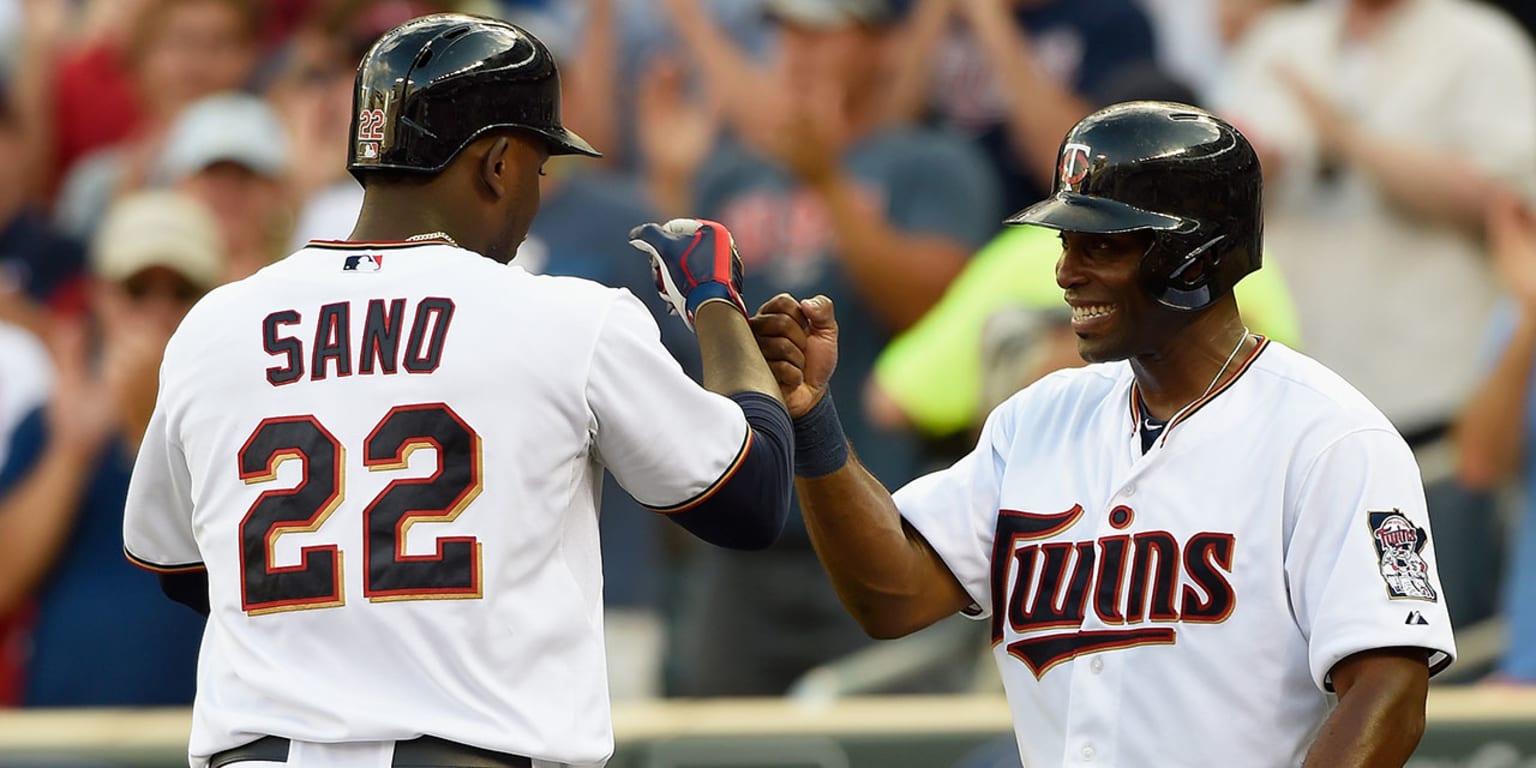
[0,189,221,707]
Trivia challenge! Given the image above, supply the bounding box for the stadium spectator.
[0,321,53,706]
[1456,195,1536,685]
[52,0,261,239]
[1215,0,1536,629]
[883,0,1158,213]
[157,93,293,282]
[0,87,85,319]
[0,191,221,706]
[657,0,1001,695]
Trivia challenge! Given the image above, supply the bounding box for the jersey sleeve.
[891,397,1015,617]
[123,385,202,572]
[587,292,750,510]
[1285,428,1456,691]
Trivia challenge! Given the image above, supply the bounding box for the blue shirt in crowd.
[0,408,205,706]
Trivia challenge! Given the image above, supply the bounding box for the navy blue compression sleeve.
[657,391,793,550]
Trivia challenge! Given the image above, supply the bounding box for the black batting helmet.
[348,13,599,181]
[1006,101,1262,311]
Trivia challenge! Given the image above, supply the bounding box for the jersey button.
[1122,484,1136,497]
[1082,744,1095,760]
[1091,657,1104,673]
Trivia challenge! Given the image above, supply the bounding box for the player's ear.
[478,136,512,200]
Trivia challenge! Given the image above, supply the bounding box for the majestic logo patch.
[1060,142,1092,190]
[343,254,384,272]
[1369,510,1437,601]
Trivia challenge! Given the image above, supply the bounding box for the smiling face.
[1055,230,1192,363]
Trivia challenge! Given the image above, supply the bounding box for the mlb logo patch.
[358,142,379,159]
[343,254,384,272]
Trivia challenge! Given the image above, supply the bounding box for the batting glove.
[628,218,748,331]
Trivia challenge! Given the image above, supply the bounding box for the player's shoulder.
[1246,340,1398,434]
[989,361,1131,429]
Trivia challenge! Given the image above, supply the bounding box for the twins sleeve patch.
[1368,510,1437,601]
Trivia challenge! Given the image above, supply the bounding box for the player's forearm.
[797,455,964,639]
[1455,311,1536,488]
[1303,653,1429,768]
[810,172,967,332]
[694,300,787,402]
[0,440,98,613]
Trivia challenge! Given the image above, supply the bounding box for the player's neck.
[349,188,478,251]
[1128,309,1255,421]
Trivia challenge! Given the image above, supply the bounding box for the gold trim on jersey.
[247,551,346,616]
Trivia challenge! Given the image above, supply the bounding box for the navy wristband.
[793,394,849,478]
[686,283,744,319]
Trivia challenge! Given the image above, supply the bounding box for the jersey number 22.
[236,402,482,615]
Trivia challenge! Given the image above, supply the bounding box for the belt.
[209,735,534,768]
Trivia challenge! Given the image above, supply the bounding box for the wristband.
[793,393,849,478]
[686,283,747,320]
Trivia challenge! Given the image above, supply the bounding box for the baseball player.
[122,14,793,768]
[752,102,1456,766]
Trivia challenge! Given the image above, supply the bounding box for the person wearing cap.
[656,0,1001,696]
[0,190,220,706]
[158,92,293,282]
[49,0,262,238]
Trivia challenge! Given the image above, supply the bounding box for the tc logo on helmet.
[1060,143,1092,190]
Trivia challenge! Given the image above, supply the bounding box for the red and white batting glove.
[627,218,748,331]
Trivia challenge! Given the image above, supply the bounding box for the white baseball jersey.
[896,338,1456,767]
[0,321,51,470]
[123,239,750,768]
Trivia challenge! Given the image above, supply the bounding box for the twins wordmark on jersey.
[989,503,1234,678]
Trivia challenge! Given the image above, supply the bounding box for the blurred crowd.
[0,0,1534,710]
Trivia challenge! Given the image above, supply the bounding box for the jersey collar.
[305,238,457,250]
[1127,335,1270,449]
